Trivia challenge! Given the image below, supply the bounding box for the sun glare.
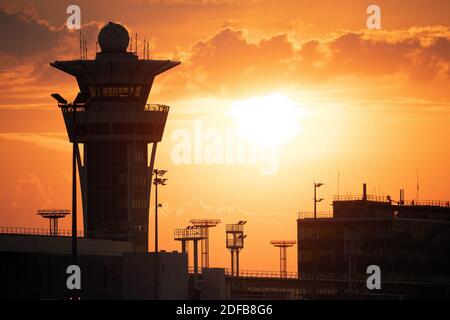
[230,93,301,147]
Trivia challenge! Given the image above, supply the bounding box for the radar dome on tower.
[98,22,129,52]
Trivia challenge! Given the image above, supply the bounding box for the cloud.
[323,28,450,80]
[161,197,265,222]
[0,9,62,57]
[0,133,70,153]
[161,27,296,98]
[161,26,450,100]
[1,5,449,108]
[0,6,101,63]
[0,171,72,228]
[0,8,102,108]
[9,173,53,208]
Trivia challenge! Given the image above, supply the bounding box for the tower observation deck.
[50,22,180,251]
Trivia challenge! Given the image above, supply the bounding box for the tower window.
[135,86,142,97]
[88,86,143,98]
[89,86,96,98]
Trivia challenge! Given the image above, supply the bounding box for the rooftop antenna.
[190,219,221,269]
[143,38,146,59]
[83,33,87,59]
[337,170,340,198]
[37,209,71,236]
[416,168,419,201]
[79,30,82,60]
[270,240,296,278]
[84,36,88,60]
[147,42,150,59]
[130,34,133,53]
[135,33,138,55]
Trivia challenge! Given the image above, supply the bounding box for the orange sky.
[0,0,449,272]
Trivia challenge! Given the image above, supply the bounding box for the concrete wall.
[1,236,188,299]
[0,234,132,256]
[201,268,226,300]
[121,252,188,300]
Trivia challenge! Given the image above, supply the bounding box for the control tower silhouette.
[50,22,180,251]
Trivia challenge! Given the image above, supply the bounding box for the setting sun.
[229,93,301,147]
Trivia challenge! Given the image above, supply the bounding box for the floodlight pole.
[155,176,159,253]
[152,169,167,300]
[313,181,324,299]
[314,184,317,219]
[153,169,167,253]
[72,105,77,267]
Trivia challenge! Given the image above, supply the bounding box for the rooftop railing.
[334,195,450,208]
[59,103,169,113]
[298,212,333,219]
[145,104,170,112]
[0,226,83,237]
[188,268,450,284]
[226,224,245,232]
[188,267,298,279]
[174,227,207,240]
[225,269,299,279]
[334,195,391,203]
[401,200,450,207]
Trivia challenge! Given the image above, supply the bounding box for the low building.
[0,232,188,300]
[297,184,450,299]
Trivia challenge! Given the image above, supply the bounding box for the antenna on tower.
[135,33,138,55]
[79,30,82,60]
[84,36,88,60]
[416,168,419,201]
[143,38,146,59]
[337,170,340,197]
[130,34,133,52]
[147,42,150,59]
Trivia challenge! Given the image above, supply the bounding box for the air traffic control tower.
[50,22,179,251]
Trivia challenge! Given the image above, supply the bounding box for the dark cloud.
[0,7,101,62]
[0,9,61,57]
[0,8,102,106]
[408,36,450,81]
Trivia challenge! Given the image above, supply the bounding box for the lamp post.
[152,169,167,300]
[313,182,324,219]
[153,169,167,253]
[313,181,324,299]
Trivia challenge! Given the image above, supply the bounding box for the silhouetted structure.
[190,219,221,268]
[298,183,450,298]
[270,240,296,278]
[0,233,188,299]
[36,209,70,236]
[226,221,247,277]
[174,226,207,294]
[50,22,180,251]
[153,169,167,252]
